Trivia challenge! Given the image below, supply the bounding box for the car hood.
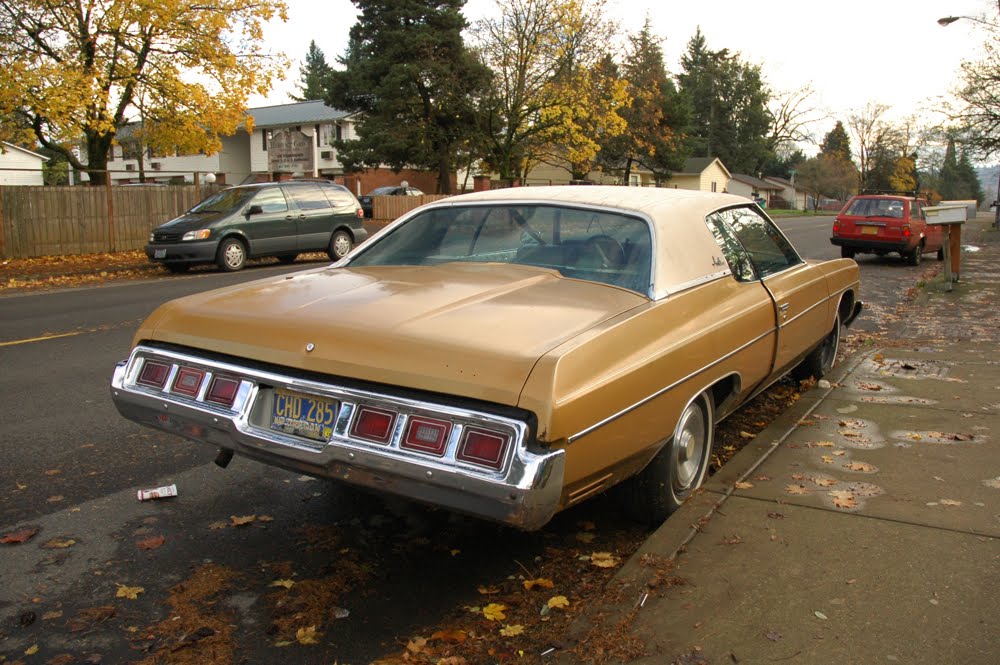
[137,263,646,406]
[154,210,230,231]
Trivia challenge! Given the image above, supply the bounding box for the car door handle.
[778,303,790,319]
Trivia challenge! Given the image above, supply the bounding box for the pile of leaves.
[0,251,166,291]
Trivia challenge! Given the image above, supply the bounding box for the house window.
[336,124,343,141]
[711,181,717,192]
[315,124,321,147]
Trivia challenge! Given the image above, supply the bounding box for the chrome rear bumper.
[110,345,565,530]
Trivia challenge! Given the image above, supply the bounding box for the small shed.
[668,158,732,193]
[0,142,48,186]
[728,173,783,207]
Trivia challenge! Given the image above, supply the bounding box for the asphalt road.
[0,216,933,663]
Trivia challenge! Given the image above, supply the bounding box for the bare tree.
[766,84,827,153]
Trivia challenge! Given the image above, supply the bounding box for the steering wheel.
[580,235,626,270]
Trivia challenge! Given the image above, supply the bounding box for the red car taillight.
[832,221,840,234]
[401,417,452,456]
[137,361,171,388]
[902,225,911,238]
[457,427,510,470]
[172,367,205,397]
[205,376,240,407]
[351,407,397,444]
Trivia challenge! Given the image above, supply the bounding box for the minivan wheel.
[328,230,353,260]
[217,237,247,271]
[841,247,856,259]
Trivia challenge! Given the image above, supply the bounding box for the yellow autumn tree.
[0,0,289,184]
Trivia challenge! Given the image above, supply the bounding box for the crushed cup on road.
[136,484,178,501]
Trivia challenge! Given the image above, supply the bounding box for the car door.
[282,183,338,251]
[714,206,831,380]
[242,187,296,255]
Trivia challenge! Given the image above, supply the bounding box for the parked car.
[359,185,424,218]
[145,180,366,273]
[830,194,943,265]
[112,187,862,530]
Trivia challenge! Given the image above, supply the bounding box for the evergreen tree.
[326,0,490,193]
[291,41,333,102]
[598,19,686,184]
[939,138,964,199]
[820,121,853,163]
[957,150,985,202]
[676,28,771,174]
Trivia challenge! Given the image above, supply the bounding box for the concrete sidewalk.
[560,215,1000,664]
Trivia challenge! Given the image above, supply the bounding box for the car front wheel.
[328,230,353,260]
[621,391,714,525]
[216,238,247,272]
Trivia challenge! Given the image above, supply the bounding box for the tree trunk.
[84,131,115,186]
[623,155,633,185]
[437,150,453,194]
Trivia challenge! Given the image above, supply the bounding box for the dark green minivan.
[145,180,367,272]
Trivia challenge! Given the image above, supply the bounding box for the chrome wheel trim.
[224,242,245,269]
[332,232,352,258]
[671,398,708,494]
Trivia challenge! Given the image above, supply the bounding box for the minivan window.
[323,187,356,208]
[251,188,288,214]
[191,188,254,213]
[286,183,333,211]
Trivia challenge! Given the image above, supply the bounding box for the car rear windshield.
[349,204,654,294]
[844,198,906,218]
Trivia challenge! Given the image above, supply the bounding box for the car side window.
[250,188,289,214]
[285,184,333,211]
[710,207,801,279]
[705,212,756,282]
[322,186,357,208]
[911,200,923,220]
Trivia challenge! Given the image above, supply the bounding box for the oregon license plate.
[271,389,337,442]
[861,226,879,235]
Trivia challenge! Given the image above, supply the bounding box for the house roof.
[247,101,353,128]
[677,157,731,179]
[730,173,782,191]
[1,141,48,162]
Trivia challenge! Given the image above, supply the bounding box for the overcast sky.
[249,0,995,151]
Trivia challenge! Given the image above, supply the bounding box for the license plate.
[861,226,879,235]
[154,249,167,258]
[271,389,337,442]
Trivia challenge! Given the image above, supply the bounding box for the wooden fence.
[0,187,453,259]
[0,185,219,259]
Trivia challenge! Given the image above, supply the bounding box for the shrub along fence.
[0,184,220,259]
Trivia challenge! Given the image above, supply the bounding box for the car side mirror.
[246,204,263,218]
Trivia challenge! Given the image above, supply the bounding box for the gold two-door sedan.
[111,186,862,530]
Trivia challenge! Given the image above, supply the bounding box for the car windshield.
[845,198,906,218]
[348,204,654,294]
[190,187,255,214]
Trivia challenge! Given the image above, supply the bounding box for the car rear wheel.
[621,391,714,525]
[937,248,945,261]
[905,245,922,266]
[792,312,841,381]
[327,230,353,260]
[216,237,247,272]
[840,247,856,259]
[277,253,299,265]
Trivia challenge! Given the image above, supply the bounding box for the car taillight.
[401,417,452,456]
[206,376,240,407]
[457,427,509,470]
[137,361,171,388]
[356,209,363,218]
[351,407,397,444]
[832,221,840,234]
[902,225,911,237]
[172,367,205,397]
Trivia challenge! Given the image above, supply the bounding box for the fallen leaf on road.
[15,480,27,490]
[47,495,64,503]
[430,629,467,644]
[483,603,507,621]
[739,431,755,439]
[939,499,962,506]
[136,535,165,551]
[115,584,144,600]
[589,552,620,568]
[575,532,596,543]
[734,481,754,490]
[25,644,39,655]
[844,462,876,473]
[42,538,76,549]
[270,579,295,589]
[295,625,321,645]
[500,624,524,637]
[406,636,428,653]
[829,491,857,509]
[785,484,810,495]
[42,610,64,620]
[229,515,256,526]
[523,578,554,590]
[1,526,38,544]
[67,606,116,632]
[477,585,501,595]
[821,455,834,464]
[857,382,883,391]
[547,595,570,609]
[45,469,62,476]
[208,521,228,530]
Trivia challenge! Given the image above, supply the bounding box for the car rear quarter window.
[285,183,333,211]
[321,186,358,208]
[250,188,289,214]
[708,207,801,279]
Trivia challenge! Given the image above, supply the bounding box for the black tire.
[277,253,299,265]
[164,263,191,274]
[792,313,841,381]
[216,237,247,272]
[327,229,353,260]
[905,245,922,266]
[937,247,944,261]
[621,391,714,525]
[840,247,856,260]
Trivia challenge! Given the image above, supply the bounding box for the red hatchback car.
[830,194,943,265]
